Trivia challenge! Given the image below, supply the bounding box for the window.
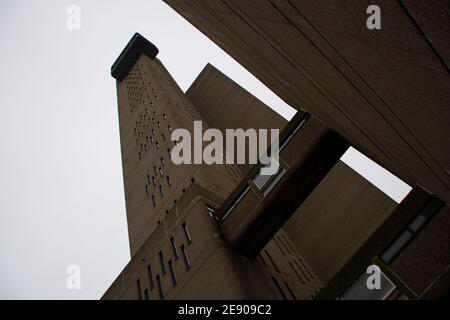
[168,260,177,287]
[281,234,296,253]
[284,282,297,300]
[258,254,267,266]
[152,176,156,186]
[182,222,192,244]
[264,250,280,273]
[144,288,149,300]
[159,167,163,176]
[181,245,191,271]
[166,176,172,187]
[206,206,217,221]
[271,276,287,300]
[158,251,166,274]
[159,185,164,197]
[341,266,396,300]
[277,235,290,254]
[252,158,285,196]
[136,278,142,300]
[380,198,443,263]
[161,157,165,167]
[273,237,285,255]
[147,265,154,290]
[170,237,178,259]
[295,259,311,281]
[151,195,156,207]
[156,274,163,300]
[289,262,305,284]
[145,185,149,196]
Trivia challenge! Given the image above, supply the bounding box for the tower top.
[111,33,159,81]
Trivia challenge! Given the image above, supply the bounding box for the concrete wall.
[390,204,450,297]
[164,0,450,203]
[284,161,397,284]
[116,55,240,256]
[186,63,287,176]
[102,185,276,299]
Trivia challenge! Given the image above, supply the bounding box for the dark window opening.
[156,274,163,300]
[136,278,142,300]
[182,222,192,244]
[159,251,166,274]
[181,245,191,271]
[147,265,154,290]
[168,260,177,287]
[170,237,178,259]
[271,276,287,300]
[265,250,280,273]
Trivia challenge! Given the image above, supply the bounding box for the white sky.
[0,0,411,299]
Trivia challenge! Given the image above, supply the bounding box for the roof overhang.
[111,33,159,81]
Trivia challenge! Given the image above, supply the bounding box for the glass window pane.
[342,267,396,300]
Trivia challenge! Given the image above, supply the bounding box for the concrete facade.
[186,63,288,176]
[164,0,450,204]
[115,54,240,255]
[104,34,323,300]
[104,26,449,299]
[284,161,398,284]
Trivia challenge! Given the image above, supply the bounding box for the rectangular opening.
[181,245,191,271]
[264,250,280,273]
[182,222,192,244]
[284,281,297,300]
[155,274,164,300]
[273,237,285,255]
[168,260,177,287]
[252,158,286,196]
[147,264,154,290]
[159,251,166,274]
[271,276,287,300]
[170,237,178,259]
[143,288,149,300]
[136,278,142,300]
[380,197,443,263]
[342,265,396,300]
[289,262,305,284]
[206,205,217,221]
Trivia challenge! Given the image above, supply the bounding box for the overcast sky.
[0,0,411,299]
